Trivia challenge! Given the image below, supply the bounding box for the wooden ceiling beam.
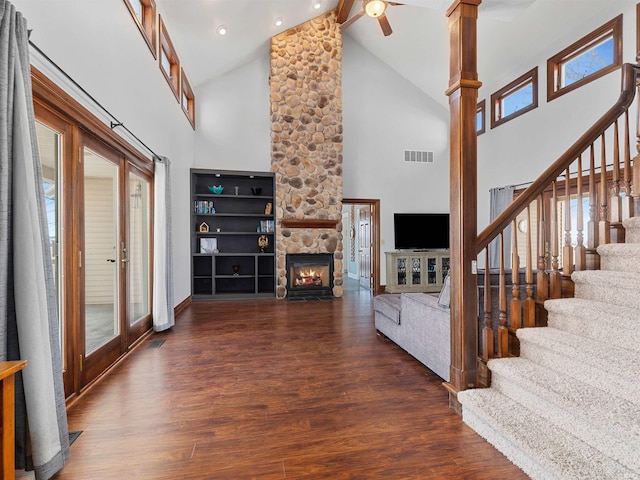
[336,0,356,24]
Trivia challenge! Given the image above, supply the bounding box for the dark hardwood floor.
[51,281,528,479]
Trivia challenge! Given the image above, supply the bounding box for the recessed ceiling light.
[216,25,227,36]
[313,0,322,9]
[274,17,283,27]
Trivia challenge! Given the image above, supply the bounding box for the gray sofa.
[373,277,451,381]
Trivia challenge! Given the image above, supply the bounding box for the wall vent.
[404,150,434,163]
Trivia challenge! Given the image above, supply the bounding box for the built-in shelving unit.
[191,168,275,300]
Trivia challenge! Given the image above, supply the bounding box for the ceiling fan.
[340,0,403,37]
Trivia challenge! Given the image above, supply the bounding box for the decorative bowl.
[208,185,224,194]
[251,187,262,195]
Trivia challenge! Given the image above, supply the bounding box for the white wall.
[342,40,451,281]
[194,55,272,171]
[15,0,196,305]
[476,0,639,231]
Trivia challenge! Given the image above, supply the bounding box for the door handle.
[121,242,128,268]
[107,259,116,263]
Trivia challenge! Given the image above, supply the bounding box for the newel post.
[444,0,481,414]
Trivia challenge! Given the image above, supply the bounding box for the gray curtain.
[152,156,174,331]
[489,186,515,270]
[0,1,69,478]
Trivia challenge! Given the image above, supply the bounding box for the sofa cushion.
[373,294,402,325]
[437,272,451,308]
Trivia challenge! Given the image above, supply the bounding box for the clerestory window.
[181,68,196,129]
[159,16,180,101]
[123,0,157,58]
[491,67,538,129]
[476,99,486,135]
[547,15,622,102]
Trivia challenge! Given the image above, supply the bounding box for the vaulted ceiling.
[155,0,537,106]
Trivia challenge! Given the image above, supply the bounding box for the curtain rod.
[28,39,159,159]
[496,160,619,192]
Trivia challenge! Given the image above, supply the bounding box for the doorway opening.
[342,199,380,295]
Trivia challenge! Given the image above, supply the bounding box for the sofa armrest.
[400,292,450,381]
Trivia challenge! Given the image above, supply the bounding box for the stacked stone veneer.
[270,11,343,299]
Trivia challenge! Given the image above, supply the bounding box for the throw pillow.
[438,272,451,308]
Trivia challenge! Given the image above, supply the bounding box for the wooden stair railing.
[474,62,640,381]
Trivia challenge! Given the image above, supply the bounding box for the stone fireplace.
[269,11,343,299]
[286,253,334,299]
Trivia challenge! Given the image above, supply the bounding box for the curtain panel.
[152,156,174,332]
[488,186,515,270]
[0,1,69,478]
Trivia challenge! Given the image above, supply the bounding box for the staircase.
[458,217,640,480]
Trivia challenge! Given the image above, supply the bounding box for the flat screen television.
[394,213,449,250]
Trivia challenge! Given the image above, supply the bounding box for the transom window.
[123,0,156,58]
[491,67,538,129]
[181,68,196,129]
[547,15,622,101]
[159,16,180,100]
[476,99,485,135]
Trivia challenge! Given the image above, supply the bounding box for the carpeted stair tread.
[487,357,640,471]
[458,388,638,480]
[623,217,640,243]
[517,327,640,405]
[571,270,640,309]
[544,297,640,350]
[597,243,640,272]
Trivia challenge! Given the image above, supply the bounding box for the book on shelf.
[194,201,215,214]
[258,220,275,233]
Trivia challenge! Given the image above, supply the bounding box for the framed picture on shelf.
[200,237,217,253]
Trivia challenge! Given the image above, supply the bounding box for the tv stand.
[385,250,450,294]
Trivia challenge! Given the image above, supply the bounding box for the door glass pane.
[35,122,64,356]
[84,148,119,354]
[128,172,150,325]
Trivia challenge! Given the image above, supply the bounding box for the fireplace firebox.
[286,253,334,299]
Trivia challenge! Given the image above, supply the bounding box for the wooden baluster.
[549,181,562,298]
[562,167,574,275]
[575,154,587,271]
[482,248,494,363]
[599,133,611,245]
[610,120,622,223]
[622,110,633,219]
[510,219,522,331]
[587,143,600,269]
[536,194,549,303]
[497,232,509,358]
[634,153,640,217]
[524,204,536,327]
[610,120,625,242]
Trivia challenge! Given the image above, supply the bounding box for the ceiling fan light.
[364,0,386,18]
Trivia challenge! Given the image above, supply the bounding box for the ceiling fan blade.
[341,9,365,30]
[387,2,404,5]
[378,14,393,36]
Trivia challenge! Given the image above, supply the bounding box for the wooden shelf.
[191,168,276,300]
[281,219,338,229]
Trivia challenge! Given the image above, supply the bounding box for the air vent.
[404,150,434,163]
[148,339,166,349]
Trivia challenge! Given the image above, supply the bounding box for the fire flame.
[294,267,324,286]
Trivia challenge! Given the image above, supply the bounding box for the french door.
[35,104,153,399]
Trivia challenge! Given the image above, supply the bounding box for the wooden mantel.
[280,219,339,229]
